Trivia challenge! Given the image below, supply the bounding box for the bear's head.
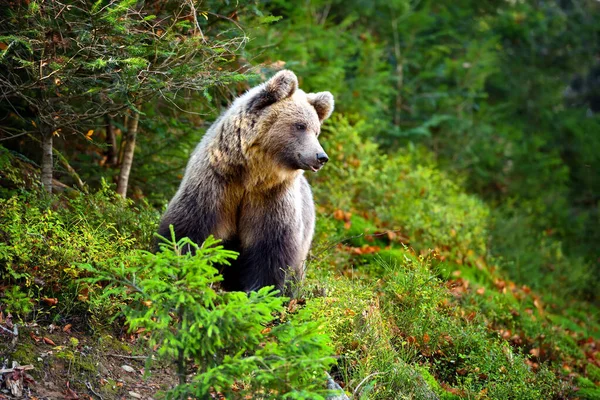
[247,70,334,174]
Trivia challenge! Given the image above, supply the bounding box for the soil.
[0,322,178,400]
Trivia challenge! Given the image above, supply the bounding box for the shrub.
[312,115,490,259]
[0,181,157,292]
[80,230,337,399]
[305,249,561,399]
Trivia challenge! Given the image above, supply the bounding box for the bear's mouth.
[298,157,322,172]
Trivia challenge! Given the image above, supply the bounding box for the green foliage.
[0,167,158,317]
[80,231,336,399]
[305,251,561,399]
[1,0,599,397]
[2,286,33,316]
[312,115,489,258]
[250,0,600,303]
[490,206,594,299]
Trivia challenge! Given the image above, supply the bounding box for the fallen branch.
[54,148,87,192]
[106,354,153,360]
[0,365,34,374]
[0,324,17,336]
[85,380,104,400]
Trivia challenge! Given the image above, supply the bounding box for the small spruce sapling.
[80,226,336,399]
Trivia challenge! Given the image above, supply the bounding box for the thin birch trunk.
[116,109,140,198]
[105,115,118,166]
[41,128,53,193]
[117,114,129,166]
[391,16,403,127]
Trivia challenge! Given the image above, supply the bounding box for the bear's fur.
[158,70,334,293]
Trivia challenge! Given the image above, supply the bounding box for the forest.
[0,0,599,399]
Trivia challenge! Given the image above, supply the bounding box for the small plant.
[80,227,336,399]
[2,285,33,317]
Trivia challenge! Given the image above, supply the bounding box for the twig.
[53,148,87,192]
[0,324,17,336]
[85,381,104,400]
[0,365,34,374]
[106,354,152,360]
[186,0,206,42]
[353,372,386,397]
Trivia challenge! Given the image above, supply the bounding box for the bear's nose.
[316,152,329,164]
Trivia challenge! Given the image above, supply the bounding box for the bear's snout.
[316,152,329,165]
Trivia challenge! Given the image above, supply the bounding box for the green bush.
[0,181,157,291]
[2,285,33,317]
[312,115,490,259]
[305,250,561,399]
[81,230,337,399]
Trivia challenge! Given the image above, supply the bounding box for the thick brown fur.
[158,70,334,293]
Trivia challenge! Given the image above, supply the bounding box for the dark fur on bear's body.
[158,71,334,293]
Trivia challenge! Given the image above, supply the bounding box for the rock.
[326,373,350,400]
[121,365,135,373]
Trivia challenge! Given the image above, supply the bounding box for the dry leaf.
[287,299,298,313]
[529,348,540,358]
[29,332,41,342]
[42,297,58,306]
[333,209,345,221]
[42,337,56,346]
[121,365,135,373]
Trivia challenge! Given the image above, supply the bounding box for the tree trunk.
[105,115,118,166]
[391,16,403,127]
[117,114,129,166]
[116,109,140,198]
[41,128,53,194]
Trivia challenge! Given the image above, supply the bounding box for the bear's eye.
[294,122,307,131]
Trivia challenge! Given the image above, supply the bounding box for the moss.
[55,348,97,374]
[577,387,600,400]
[555,333,585,359]
[98,333,132,354]
[415,365,446,396]
[99,378,121,396]
[9,342,38,366]
[587,363,600,383]
[69,337,80,348]
[578,376,597,389]
[56,349,76,362]
[75,355,99,373]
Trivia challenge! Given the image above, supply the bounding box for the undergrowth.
[1,123,599,400]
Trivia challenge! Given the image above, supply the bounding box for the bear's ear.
[307,91,334,122]
[247,70,298,112]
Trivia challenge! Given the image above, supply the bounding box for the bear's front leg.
[233,190,304,294]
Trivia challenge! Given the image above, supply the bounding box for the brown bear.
[158,70,334,293]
